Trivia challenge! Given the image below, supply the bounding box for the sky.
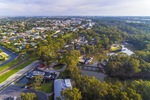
[0,0,150,16]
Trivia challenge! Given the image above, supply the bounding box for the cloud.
[0,0,149,16]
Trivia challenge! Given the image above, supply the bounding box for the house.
[26,71,45,79]
[37,63,46,70]
[79,56,93,64]
[54,79,72,100]
[85,57,93,64]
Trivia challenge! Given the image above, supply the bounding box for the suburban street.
[0,60,40,91]
[0,45,18,66]
[0,85,48,100]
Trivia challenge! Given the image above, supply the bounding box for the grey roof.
[54,79,72,100]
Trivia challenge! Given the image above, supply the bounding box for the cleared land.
[110,44,122,52]
[37,82,53,93]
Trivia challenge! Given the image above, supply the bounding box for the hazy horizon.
[0,0,150,16]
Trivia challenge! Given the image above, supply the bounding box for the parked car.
[26,71,45,79]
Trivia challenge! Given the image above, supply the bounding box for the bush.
[0,56,5,61]
[0,49,3,53]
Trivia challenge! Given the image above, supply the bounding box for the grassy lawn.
[0,58,35,83]
[0,52,9,60]
[37,82,53,93]
[110,44,122,52]
[0,54,32,72]
[53,65,64,70]
[0,58,22,72]
[1,52,9,58]
[62,33,72,39]
[48,96,53,100]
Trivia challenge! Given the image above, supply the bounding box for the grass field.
[53,65,64,70]
[37,82,53,93]
[0,52,9,58]
[0,58,22,72]
[62,33,72,39]
[0,52,9,61]
[110,44,122,52]
[0,58,35,83]
[0,54,31,72]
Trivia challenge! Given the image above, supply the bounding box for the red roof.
[38,63,46,68]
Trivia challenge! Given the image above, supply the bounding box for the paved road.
[0,57,30,75]
[23,89,48,100]
[0,60,40,91]
[0,85,48,100]
[0,45,18,66]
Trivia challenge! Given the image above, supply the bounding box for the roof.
[54,79,72,100]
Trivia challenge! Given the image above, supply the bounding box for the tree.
[80,47,85,54]
[32,75,44,89]
[129,80,150,100]
[129,59,141,73]
[0,49,3,53]
[62,88,82,100]
[36,36,64,67]
[21,93,38,100]
[61,50,80,69]
[106,53,142,76]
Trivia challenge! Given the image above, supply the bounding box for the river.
[0,45,18,66]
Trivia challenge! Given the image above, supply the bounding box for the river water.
[0,45,18,66]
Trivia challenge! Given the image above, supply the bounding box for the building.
[54,79,72,100]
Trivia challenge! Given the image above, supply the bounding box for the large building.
[54,79,72,100]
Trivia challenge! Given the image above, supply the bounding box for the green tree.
[62,88,82,100]
[60,50,80,69]
[0,49,3,53]
[32,75,43,89]
[21,93,38,100]
[129,59,141,73]
[129,80,150,100]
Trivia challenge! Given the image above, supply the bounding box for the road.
[0,85,48,100]
[0,57,30,76]
[0,45,18,66]
[0,60,40,91]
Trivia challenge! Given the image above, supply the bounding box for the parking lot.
[0,85,48,100]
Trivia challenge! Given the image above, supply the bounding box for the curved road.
[0,45,18,66]
[0,85,48,100]
[23,89,48,100]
